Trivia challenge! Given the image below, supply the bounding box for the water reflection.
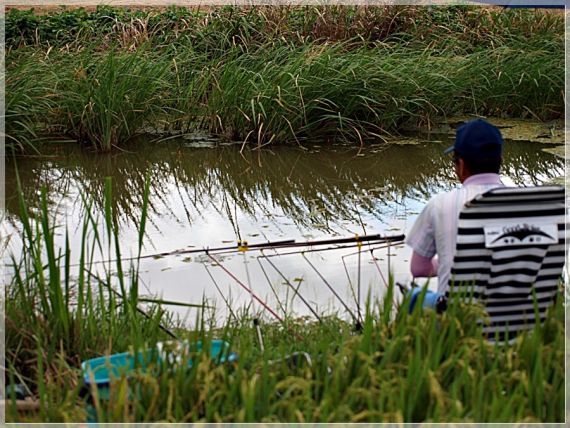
[4,137,563,323]
[5,137,562,235]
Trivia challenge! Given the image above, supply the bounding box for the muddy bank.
[414,116,564,144]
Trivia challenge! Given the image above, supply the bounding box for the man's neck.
[462,173,503,186]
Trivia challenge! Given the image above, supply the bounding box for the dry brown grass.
[5,2,213,15]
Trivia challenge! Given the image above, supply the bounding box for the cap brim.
[443,145,455,155]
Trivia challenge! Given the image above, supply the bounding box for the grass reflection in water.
[5,138,563,236]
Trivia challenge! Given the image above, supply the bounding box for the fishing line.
[340,254,364,324]
[301,252,359,324]
[261,239,403,320]
[260,242,364,258]
[370,248,389,288]
[256,255,288,317]
[206,253,284,323]
[207,252,304,341]
[86,270,178,340]
[338,240,404,289]
[240,242,265,352]
[204,263,239,322]
[259,250,322,323]
[387,240,391,278]
[341,253,360,323]
[357,238,362,323]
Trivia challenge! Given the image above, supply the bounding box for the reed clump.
[3,51,59,154]
[58,49,170,151]
[5,182,565,423]
[4,6,564,152]
[187,41,562,145]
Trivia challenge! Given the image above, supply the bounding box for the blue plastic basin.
[82,340,237,386]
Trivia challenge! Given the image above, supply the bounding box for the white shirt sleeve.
[405,197,437,259]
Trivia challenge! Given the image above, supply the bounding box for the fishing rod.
[165,234,405,260]
[193,234,403,258]
[70,234,403,268]
[260,239,402,259]
[68,238,296,268]
[296,233,404,247]
[203,233,404,255]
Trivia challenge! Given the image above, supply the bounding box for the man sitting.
[406,118,505,293]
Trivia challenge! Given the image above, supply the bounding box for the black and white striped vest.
[446,185,566,343]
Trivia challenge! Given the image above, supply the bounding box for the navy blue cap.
[444,119,504,160]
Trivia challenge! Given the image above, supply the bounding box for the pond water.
[3,134,564,325]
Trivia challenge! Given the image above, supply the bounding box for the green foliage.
[3,51,57,153]
[3,6,564,153]
[56,49,170,151]
[7,274,565,422]
[177,39,563,144]
[5,176,176,400]
[5,181,566,422]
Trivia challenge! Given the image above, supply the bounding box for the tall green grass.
[5,39,563,152]
[5,179,565,422]
[3,6,564,152]
[5,176,177,414]
[6,277,565,422]
[58,49,171,151]
[3,52,57,154]
[189,40,562,145]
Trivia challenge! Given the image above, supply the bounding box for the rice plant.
[6,274,565,422]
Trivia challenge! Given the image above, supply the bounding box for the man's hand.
[410,252,438,277]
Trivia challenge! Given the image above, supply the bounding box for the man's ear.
[456,158,469,183]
